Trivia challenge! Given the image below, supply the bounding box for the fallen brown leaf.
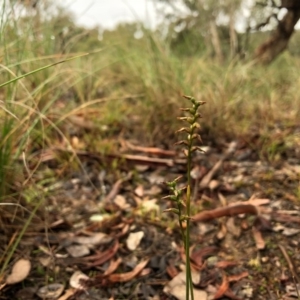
[139,268,151,277]
[252,227,265,250]
[134,184,144,197]
[229,198,270,207]
[163,270,207,300]
[114,195,130,210]
[271,213,300,224]
[218,192,227,206]
[36,283,64,299]
[71,233,112,246]
[217,223,227,240]
[192,204,258,222]
[122,140,176,157]
[104,257,122,276]
[190,246,218,268]
[115,223,130,239]
[58,288,76,300]
[126,231,144,251]
[6,259,31,285]
[69,271,89,290]
[228,271,249,282]
[66,245,90,258]
[85,241,119,267]
[215,261,238,269]
[166,264,179,278]
[108,259,149,282]
[214,273,229,299]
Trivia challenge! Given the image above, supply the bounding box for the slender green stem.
[178,206,187,249]
[186,143,194,300]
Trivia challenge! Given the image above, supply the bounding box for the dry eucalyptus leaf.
[114,194,130,210]
[6,259,31,285]
[273,223,285,232]
[145,185,162,196]
[58,288,76,300]
[134,185,144,197]
[140,199,159,214]
[69,271,89,290]
[282,227,300,236]
[36,283,64,299]
[72,233,112,246]
[126,231,144,251]
[134,165,149,172]
[148,173,164,184]
[108,259,149,282]
[104,257,122,276]
[209,179,220,190]
[286,283,300,297]
[38,256,52,267]
[66,245,90,258]
[252,227,265,250]
[191,165,202,179]
[218,192,227,206]
[163,271,207,300]
[217,223,227,240]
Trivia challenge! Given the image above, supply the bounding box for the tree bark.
[255,1,300,64]
[209,20,224,63]
[229,7,238,59]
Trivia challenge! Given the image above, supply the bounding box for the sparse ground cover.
[0,3,300,300]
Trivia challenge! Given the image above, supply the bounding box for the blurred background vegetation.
[0,0,299,202]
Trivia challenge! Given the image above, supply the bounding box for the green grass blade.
[0,52,89,88]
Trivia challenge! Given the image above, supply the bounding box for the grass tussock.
[1,21,299,146]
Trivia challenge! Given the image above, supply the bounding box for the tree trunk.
[229,7,238,59]
[255,1,300,64]
[209,20,224,63]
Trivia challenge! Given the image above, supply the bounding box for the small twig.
[121,140,176,157]
[199,141,237,189]
[278,244,300,299]
[103,172,132,204]
[51,148,176,167]
[192,204,259,222]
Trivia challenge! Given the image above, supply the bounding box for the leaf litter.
[2,134,300,299]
